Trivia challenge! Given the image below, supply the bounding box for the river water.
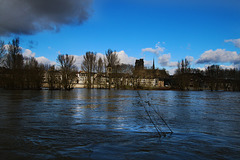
[0,89,239,159]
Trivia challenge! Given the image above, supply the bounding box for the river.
[0,89,240,159]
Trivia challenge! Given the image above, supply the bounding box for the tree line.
[0,38,134,90]
[0,38,45,89]
[172,59,240,91]
[1,38,240,91]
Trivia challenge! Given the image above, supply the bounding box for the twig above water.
[137,91,173,137]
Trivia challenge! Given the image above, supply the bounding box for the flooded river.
[0,89,240,159]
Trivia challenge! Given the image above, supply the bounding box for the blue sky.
[1,0,240,74]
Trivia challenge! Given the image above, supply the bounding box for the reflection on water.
[0,89,240,159]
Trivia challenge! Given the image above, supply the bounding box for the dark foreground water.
[0,89,240,160]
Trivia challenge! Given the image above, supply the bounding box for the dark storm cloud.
[0,0,93,36]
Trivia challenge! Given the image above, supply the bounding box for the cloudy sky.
[1,0,240,74]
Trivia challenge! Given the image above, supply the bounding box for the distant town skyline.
[1,0,240,74]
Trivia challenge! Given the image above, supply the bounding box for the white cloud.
[73,55,84,69]
[96,53,105,61]
[168,68,177,75]
[36,56,56,66]
[186,56,194,63]
[144,60,153,67]
[142,42,165,55]
[197,49,240,64]
[75,51,136,70]
[116,50,136,65]
[197,66,206,71]
[22,48,56,66]
[219,64,235,70]
[158,53,178,67]
[169,62,178,67]
[158,54,170,66]
[74,53,106,70]
[23,49,35,57]
[2,44,10,50]
[225,38,240,48]
[219,64,240,70]
[157,54,195,75]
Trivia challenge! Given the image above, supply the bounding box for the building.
[135,59,144,70]
[42,58,170,90]
[133,59,169,88]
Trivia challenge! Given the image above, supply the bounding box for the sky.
[1,0,240,74]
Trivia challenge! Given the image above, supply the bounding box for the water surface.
[0,89,240,159]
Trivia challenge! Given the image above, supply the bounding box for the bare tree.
[206,65,220,91]
[47,65,61,90]
[24,57,45,89]
[4,38,24,89]
[105,49,120,89]
[174,58,191,90]
[105,49,120,70]
[118,64,134,88]
[57,54,77,90]
[119,64,134,74]
[0,40,6,65]
[97,57,104,73]
[96,57,104,88]
[0,40,6,87]
[176,58,190,75]
[81,52,97,88]
[5,38,23,70]
[3,38,45,89]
